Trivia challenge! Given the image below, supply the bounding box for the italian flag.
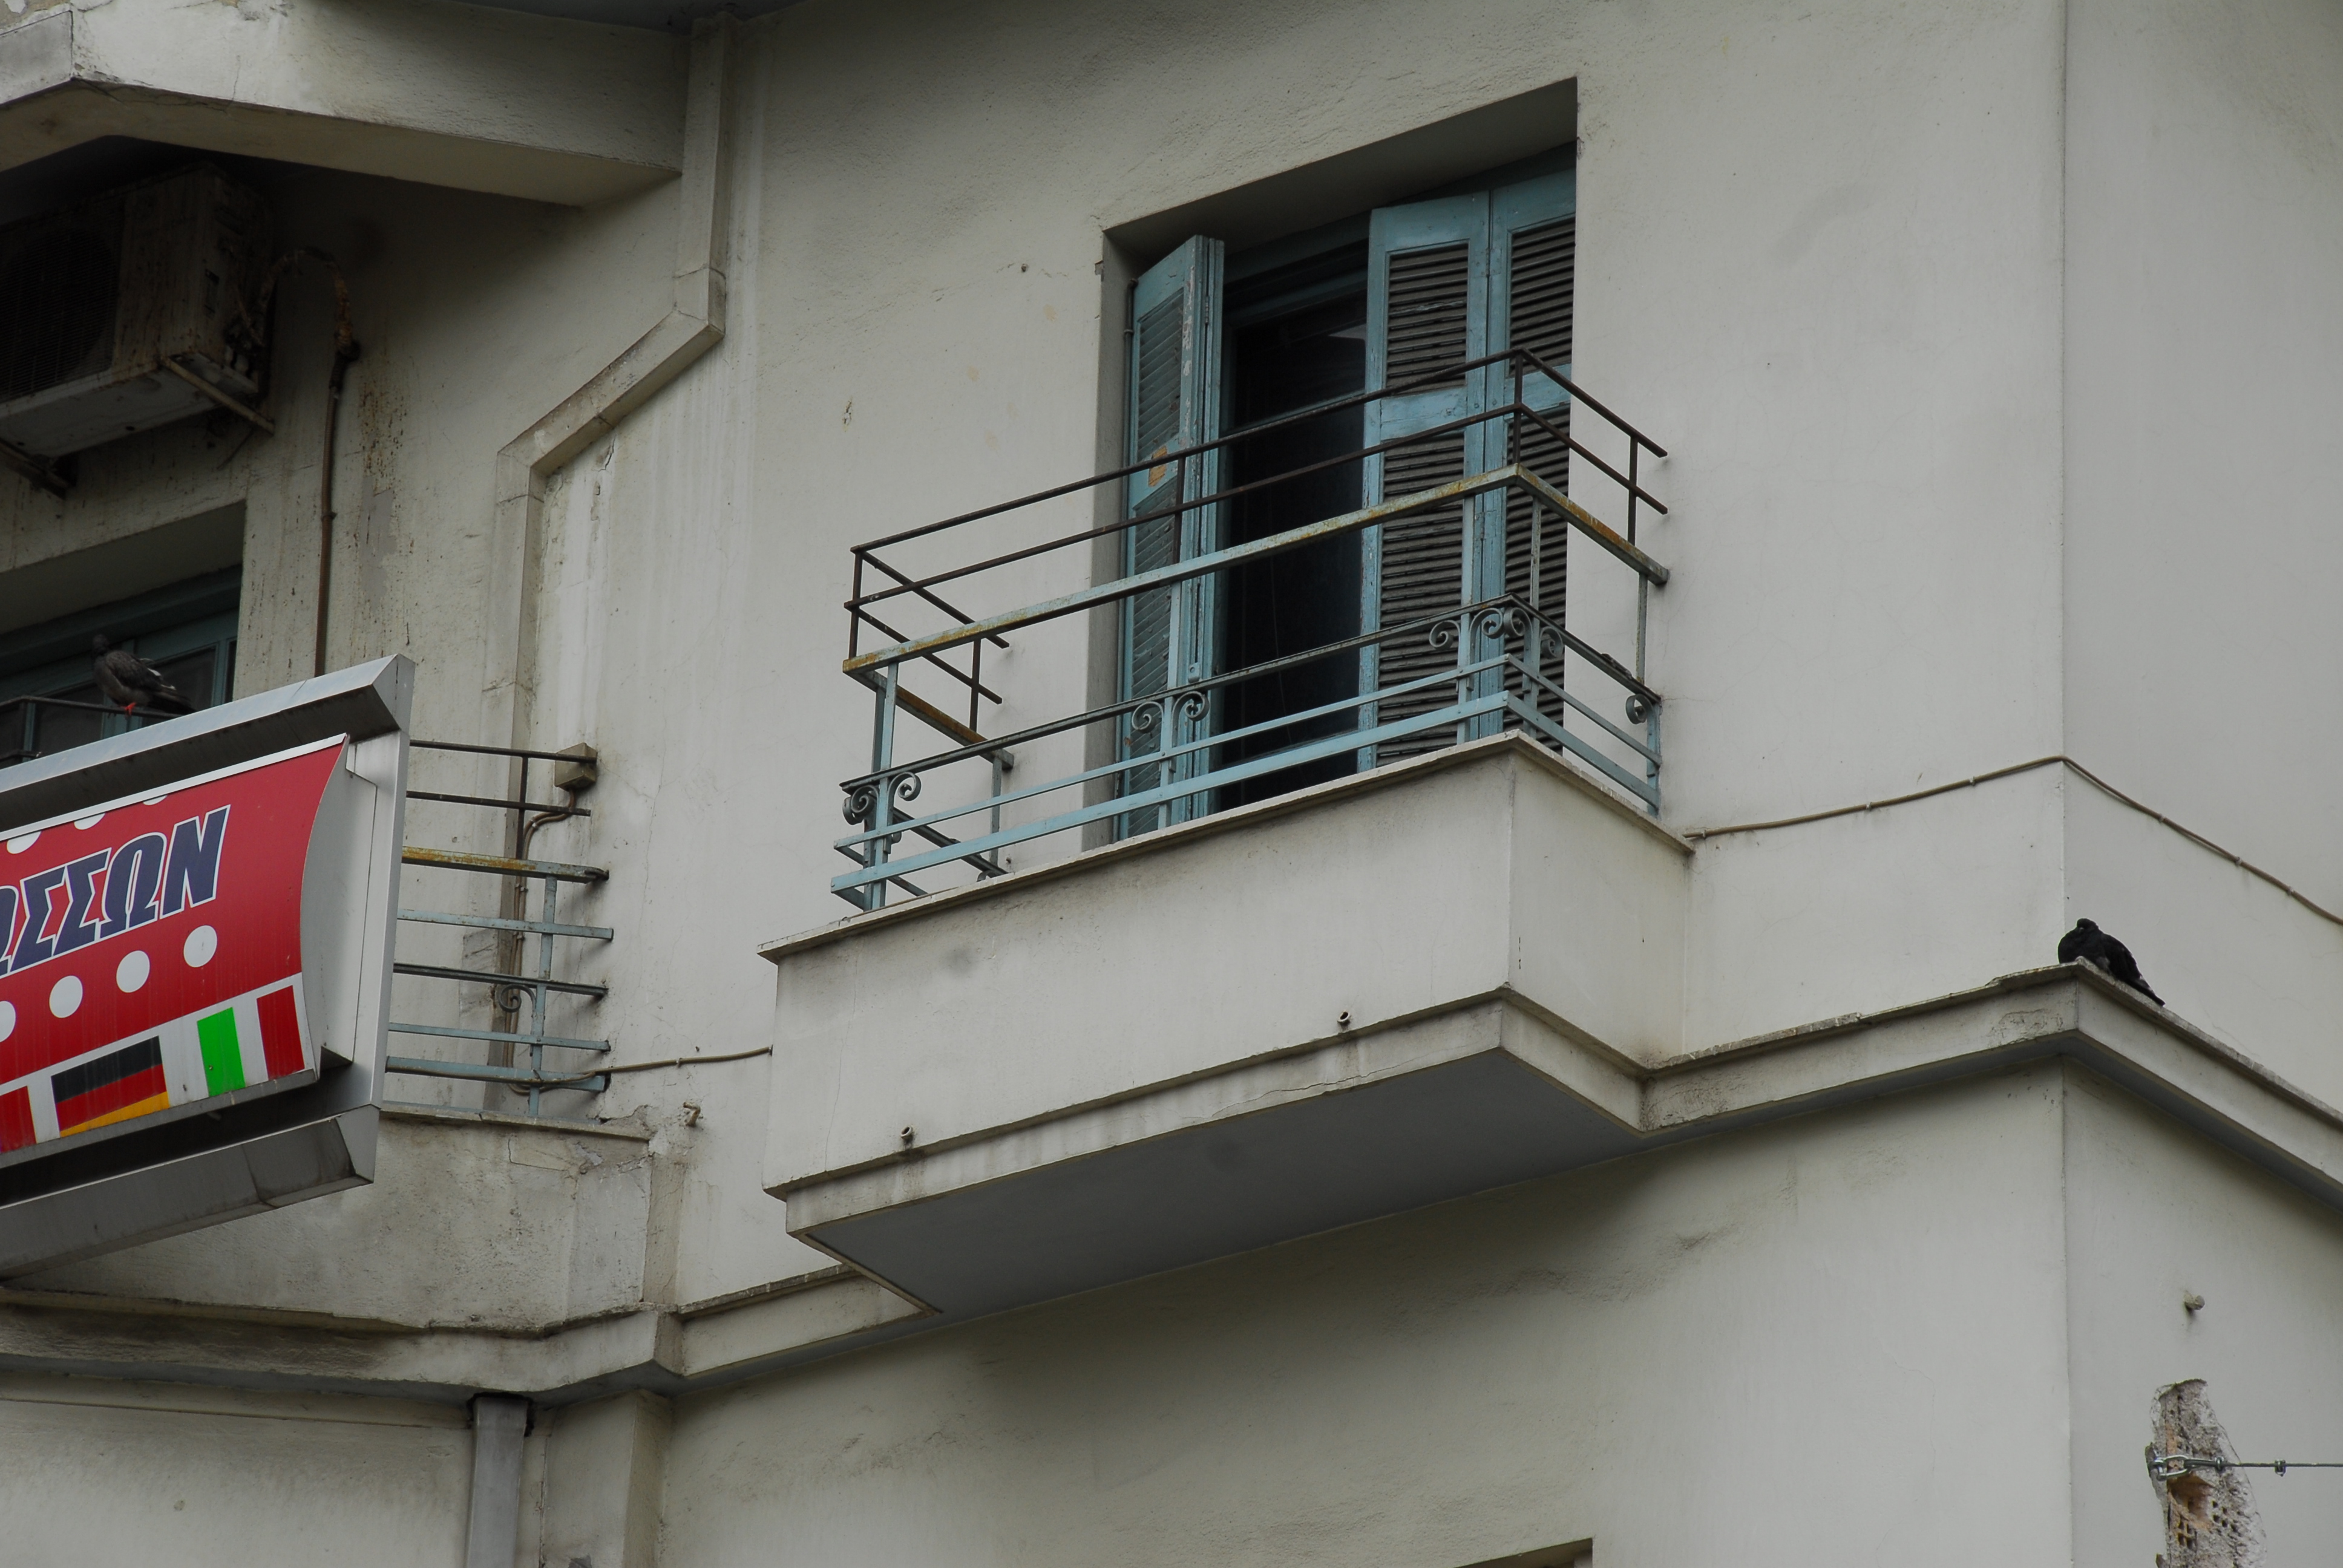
[0,979,309,1153]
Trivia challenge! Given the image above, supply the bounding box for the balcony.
[385,740,613,1119]
[828,348,1670,909]
[765,353,1683,1316]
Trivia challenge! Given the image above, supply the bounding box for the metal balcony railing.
[834,348,1671,910]
[0,693,188,766]
[387,740,611,1117]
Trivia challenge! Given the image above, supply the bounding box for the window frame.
[0,565,241,762]
[1113,145,1578,793]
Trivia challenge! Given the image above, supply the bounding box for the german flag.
[51,1037,167,1135]
[0,978,316,1163]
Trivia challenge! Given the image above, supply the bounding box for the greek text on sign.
[0,736,346,1164]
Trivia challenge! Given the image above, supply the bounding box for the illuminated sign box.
[0,656,409,1275]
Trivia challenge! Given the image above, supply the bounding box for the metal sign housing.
[0,656,410,1275]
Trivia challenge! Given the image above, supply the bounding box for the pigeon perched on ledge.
[91,635,193,715]
[2059,918,2163,1005]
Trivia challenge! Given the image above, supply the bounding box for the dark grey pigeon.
[90,635,192,715]
[2058,918,2162,1005]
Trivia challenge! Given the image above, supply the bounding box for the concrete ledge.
[775,964,2343,1322]
[0,1261,924,1408]
[1648,965,2343,1215]
[0,1103,928,1404]
[2,968,2335,1403]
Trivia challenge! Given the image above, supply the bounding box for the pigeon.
[2058,918,2163,1005]
[90,635,192,716]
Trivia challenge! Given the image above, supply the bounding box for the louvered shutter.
[1358,173,1576,765]
[1117,236,1225,833]
[1490,172,1575,732]
[1361,195,1494,762]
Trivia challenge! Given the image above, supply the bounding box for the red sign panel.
[0,736,344,1161]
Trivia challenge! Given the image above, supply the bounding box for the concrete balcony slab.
[761,736,1691,1316]
[1,0,686,205]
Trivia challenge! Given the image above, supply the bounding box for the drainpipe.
[480,16,736,774]
[313,307,362,677]
[464,1393,532,1568]
[243,247,364,676]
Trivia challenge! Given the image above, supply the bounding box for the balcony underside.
[785,999,1639,1317]
[777,980,2343,1329]
[0,3,686,204]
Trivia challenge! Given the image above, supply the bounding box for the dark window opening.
[1114,142,1577,836]
[0,566,240,766]
[1216,238,1369,808]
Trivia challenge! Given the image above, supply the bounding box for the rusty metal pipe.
[251,248,364,678]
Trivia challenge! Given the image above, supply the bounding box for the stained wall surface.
[0,1379,474,1566]
[673,1071,2075,1568]
[2060,0,2343,1094]
[2063,1070,2343,1566]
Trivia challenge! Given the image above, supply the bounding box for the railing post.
[1645,702,1663,815]
[1167,449,1215,828]
[1464,531,1506,745]
[1455,616,1470,748]
[865,661,900,910]
[527,875,557,1116]
[1627,440,1640,546]
[1463,373,1511,745]
[1529,495,1552,708]
[848,549,865,660]
[1636,575,1650,688]
[968,638,983,733]
[490,756,531,1082]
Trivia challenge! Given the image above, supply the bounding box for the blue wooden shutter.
[1360,194,1492,761]
[1359,172,1575,764]
[1118,235,1224,832]
[1490,171,1575,731]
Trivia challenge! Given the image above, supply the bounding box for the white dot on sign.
[4,831,36,854]
[72,813,103,831]
[0,1002,15,1042]
[116,949,150,993]
[183,924,218,968]
[48,975,81,1018]
[142,795,168,807]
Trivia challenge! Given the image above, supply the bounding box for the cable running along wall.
[1684,756,2343,931]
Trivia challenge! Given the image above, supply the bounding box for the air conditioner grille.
[0,226,119,402]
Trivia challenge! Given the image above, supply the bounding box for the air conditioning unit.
[0,165,272,461]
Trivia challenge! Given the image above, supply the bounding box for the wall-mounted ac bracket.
[0,436,70,498]
[163,355,274,436]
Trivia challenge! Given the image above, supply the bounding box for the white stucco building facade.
[0,0,2339,1562]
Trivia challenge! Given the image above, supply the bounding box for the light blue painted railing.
[385,741,611,1117]
[835,351,1670,910]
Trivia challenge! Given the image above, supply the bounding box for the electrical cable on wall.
[2151,1451,2343,1478]
[1685,754,2343,932]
